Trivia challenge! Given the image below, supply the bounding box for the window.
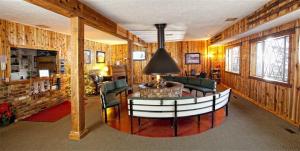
[225,46,240,74]
[250,35,290,83]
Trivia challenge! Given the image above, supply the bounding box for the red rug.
[23,101,70,122]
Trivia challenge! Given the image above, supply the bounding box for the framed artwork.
[84,50,91,64]
[185,53,200,64]
[96,51,105,63]
[133,51,146,61]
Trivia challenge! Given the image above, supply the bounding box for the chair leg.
[196,90,198,97]
[226,104,229,116]
[104,108,107,123]
[138,117,141,127]
[130,114,133,134]
[173,117,178,136]
[203,92,206,96]
[197,115,200,125]
[118,105,121,120]
[211,112,214,128]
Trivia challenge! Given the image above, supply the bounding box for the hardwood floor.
[104,93,227,137]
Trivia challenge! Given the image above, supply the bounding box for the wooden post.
[69,17,88,140]
[127,40,134,86]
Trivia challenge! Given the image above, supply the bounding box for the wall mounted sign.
[185,53,201,64]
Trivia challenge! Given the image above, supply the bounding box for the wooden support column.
[127,40,134,87]
[293,20,300,127]
[69,16,87,140]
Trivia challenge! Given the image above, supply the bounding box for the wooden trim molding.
[249,28,295,43]
[248,76,292,88]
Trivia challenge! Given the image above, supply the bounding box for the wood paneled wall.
[210,0,300,44]
[84,40,111,72]
[141,41,209,83]
[213,19,300,126]
[0,19,127,79]
[0,19,71,79]
[110,41,209,84]
[132,44,148,83]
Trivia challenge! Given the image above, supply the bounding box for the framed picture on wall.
[133,51,146,61]
[96,51,105,63]
[185,53,200,64]
[84,50,91,64]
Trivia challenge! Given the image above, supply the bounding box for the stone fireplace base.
[139,81,183,98]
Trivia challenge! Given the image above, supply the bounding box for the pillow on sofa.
[115,79,128,88]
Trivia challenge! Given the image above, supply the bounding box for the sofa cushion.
[172,77,181,83]
[111,87,127,94]
[184,84,200,90]
[197,87,215,93]
[115,79,128,88]
[201,79,215,89]
[104,81,115,93]
[180,77,189,84]
[104,93,120,108]
[188,78,201,86]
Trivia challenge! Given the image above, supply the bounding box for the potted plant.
[0,102,16,126]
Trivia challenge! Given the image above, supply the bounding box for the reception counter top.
[4,77,55,85]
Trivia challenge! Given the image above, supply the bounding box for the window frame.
[249,29,294,87]
[225,43,242,75]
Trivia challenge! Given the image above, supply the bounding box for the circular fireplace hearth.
[139,81,184,98]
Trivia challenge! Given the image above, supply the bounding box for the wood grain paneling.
[0,18,128,78]
[213,19,300,127]
[139,41,209,83]
[84,40,110,72]
[210,0,300,44]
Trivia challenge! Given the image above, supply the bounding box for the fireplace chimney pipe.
[155,24,166,49]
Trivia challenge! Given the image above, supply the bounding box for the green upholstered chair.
[100,82,121,123]
[113,79,129,95]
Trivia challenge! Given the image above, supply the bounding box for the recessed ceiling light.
[225,18,238,22]
[35,25,50,29]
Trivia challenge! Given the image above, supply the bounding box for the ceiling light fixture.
[35,25,50,29]
[225,18,238,22]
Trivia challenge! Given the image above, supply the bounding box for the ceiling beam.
[25,0,146,45]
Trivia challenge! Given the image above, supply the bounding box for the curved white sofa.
[128,88,231,136]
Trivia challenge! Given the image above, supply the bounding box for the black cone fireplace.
[140,23,182,93]
[143,24,180,75]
